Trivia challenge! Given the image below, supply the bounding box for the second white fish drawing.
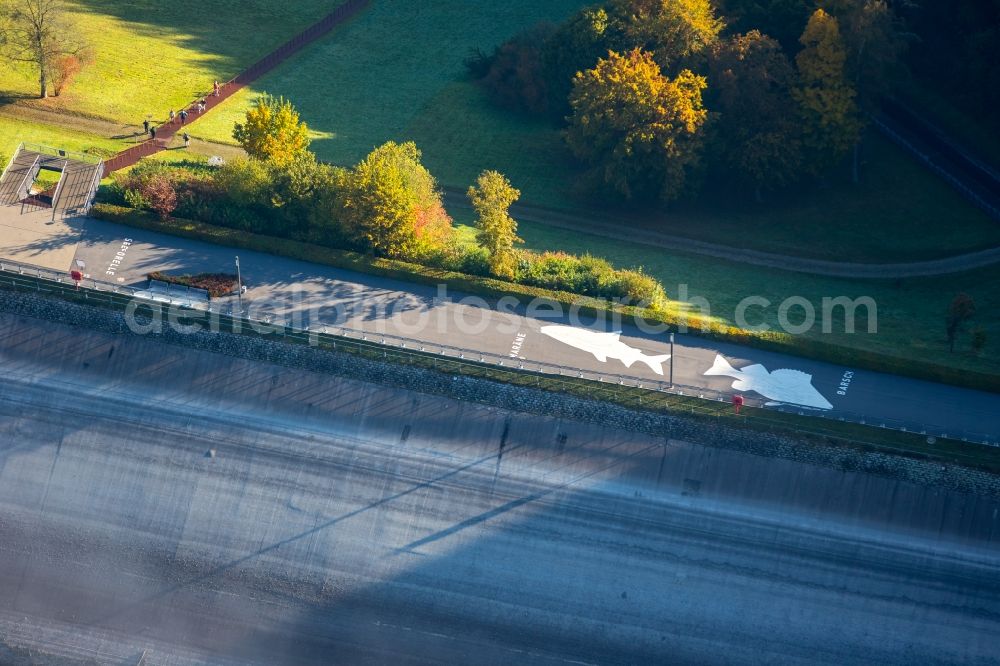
[704,354,833,410]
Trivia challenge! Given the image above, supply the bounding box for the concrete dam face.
[0,310,998,665]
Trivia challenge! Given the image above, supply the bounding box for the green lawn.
[0,0,340,126]
[607,132,1000,263]
[188,0,587,181]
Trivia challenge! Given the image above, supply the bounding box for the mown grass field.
[187,0,587,198]
[0,0,338,125]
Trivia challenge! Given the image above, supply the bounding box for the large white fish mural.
[704,354,833,410]
[540,325,671,375]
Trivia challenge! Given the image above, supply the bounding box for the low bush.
[518,252,667,306]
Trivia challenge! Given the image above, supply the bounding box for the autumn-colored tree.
[336,141,452,259]
[793,9,860,175]
[141,174,177,221]
[468,171,523,280]
[945,293,976,352]
[708,31,802,199]
[608,0,724,71]
[51,53,80,95]
[566,48,708,201]
[232,95,311,167]
[1,0,88,98]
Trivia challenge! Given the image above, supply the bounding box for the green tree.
[792,9,860,175]
[945,293,976,353]
[232,95,311,167]
[337,141,452,259]
[565,48,708,201]
[270,152,344,237]
[707,30,802,199]
[609,0,724,71]
[0,0,88,98]
[468,171,523,279]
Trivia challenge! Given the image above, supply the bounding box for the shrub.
[142,175,177,220]
[607,268,668,306]
[53,54,83,96]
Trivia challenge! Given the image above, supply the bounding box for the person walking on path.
[142,119,150,134]
[169,109,175,122]
[179,109,188,124]
[150,125,157,141]
[183,132,191,148]
[213,80,220,97]
[198,99,206,114]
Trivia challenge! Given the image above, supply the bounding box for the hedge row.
[90,203,1000,393]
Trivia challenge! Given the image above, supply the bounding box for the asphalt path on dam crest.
[0,313,999,664]
[69,216,1000,440]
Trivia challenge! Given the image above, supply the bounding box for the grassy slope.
[0,115,125,161]
[0,0,338,125]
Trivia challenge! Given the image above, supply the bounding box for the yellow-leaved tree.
[336,141,452,259]
[793,9,860,174]
[565,48,707,201]
[232,94,311,167]
[468,170,522,280]
[609,0,724,71]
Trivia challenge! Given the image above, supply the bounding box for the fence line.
[874,118,1000,222]
[0,258,995,449]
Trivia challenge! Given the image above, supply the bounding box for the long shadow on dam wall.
[1,308,1000,664]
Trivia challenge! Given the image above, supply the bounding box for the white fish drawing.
[704,354,833,410]
[540,325,671,375]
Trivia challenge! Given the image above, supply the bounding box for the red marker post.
[70,270,83,290]
[731,393,745,415]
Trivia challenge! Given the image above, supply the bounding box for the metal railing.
[0,144,18,181]
[20,142,103,165]
[47,159,70,222]
[12,154,40,209]
[0,257,996,449]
